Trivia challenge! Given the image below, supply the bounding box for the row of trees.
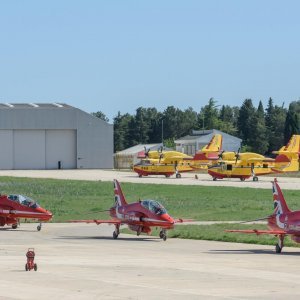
[93,98,300,154]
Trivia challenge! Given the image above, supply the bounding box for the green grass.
[1,176,299,247]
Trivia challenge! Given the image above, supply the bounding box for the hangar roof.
[0,103,71,109]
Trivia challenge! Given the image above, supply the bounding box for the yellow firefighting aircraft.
[133,134,222,178]
[207,135,300,181]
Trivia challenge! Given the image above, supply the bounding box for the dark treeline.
[93,98,300,154]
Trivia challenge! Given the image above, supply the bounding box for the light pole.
[161,119,164,145]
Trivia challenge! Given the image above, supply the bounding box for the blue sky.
[0,1,299,122]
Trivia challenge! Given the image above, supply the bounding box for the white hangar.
[0,103,113,169]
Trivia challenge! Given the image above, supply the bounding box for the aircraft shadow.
[56,235,161,242]
[208,249,300,256]
[0,228,37,232]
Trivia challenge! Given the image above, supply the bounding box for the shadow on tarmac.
[57,235,161,242]
[209,249,300,256]
[0,228,37,232]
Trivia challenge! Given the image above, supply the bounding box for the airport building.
[174,129,242,155]
[0,103,113,169]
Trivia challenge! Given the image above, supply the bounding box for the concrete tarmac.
[0,169,299,189]
[1,223,300,300]
[1,170,300,299]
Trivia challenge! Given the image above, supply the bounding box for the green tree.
[198,98,220,130]
[129,107,151,145]
[248,101,268,153]
[218,105,238,135]
[113,112,133,151]
[284,101,300,142]
[237,99,256,145]
[91,111,109,122]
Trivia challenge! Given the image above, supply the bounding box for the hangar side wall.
[76,110,113,169]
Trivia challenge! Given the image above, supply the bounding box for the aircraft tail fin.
[113,179,128,206]
[278,135,300,154]
[201,134,223,153]
[272,178,290,214]
[273,135,300,172]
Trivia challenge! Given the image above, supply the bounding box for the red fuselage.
[0,194,52,227]
[268,211,300,243]
[109,201,175,234]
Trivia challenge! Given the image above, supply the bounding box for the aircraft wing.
[70,219,122,225]
[225,229,286,235]
[245,158,275,163]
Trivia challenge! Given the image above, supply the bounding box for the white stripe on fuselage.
[0,209,46,216]
[115,207,171,224]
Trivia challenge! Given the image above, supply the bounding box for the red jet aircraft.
[71,179,188,241]
[226,178,300,253]
[0,194,52,231]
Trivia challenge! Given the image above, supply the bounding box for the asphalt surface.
[1,223,300,300]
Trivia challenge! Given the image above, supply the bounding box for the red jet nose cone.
[37,207,53,220]
[162,214,175,225]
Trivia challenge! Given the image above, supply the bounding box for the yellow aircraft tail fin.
[274,135,300,172]
[201,134,222,153]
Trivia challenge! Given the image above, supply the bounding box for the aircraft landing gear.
[213,177,217,181]
[275,235,284,253]
[12,223,18,229]
[113,224,120,239]
[240,178,245,181]
[37,223,42,231]
[253,176,258,182]
[159,229,167,241]
[138,174,142,178]
[137,227,142,236]
[175,173,181,179]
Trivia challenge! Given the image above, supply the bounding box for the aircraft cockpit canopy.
[141,199,167,215]
[8,194,40,208]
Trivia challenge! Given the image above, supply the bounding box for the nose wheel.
[37,223,42,231]
[159,229,167,241]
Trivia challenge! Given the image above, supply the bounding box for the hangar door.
[45,130,76,169]
[7,129,76,170]
[0,130,13,169]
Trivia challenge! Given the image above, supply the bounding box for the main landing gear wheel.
[276,235,284,253]
[275,243,282,253]
[34,263,38,271]
[113,231,119,239]
[138,174,142,178]
[213,177,217,181]
[240,178,245,181]
[176,173,181,178]
[165,174,170,178]
[37,224,42,231]
[12,224,18,229]
[253,176,258,182]
[25,264,28,271]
